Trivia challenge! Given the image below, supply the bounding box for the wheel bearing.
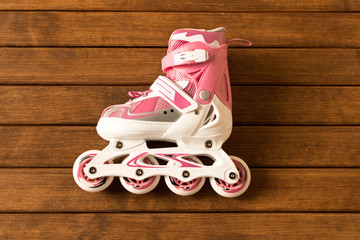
[136,169,143,176]
[89,167,97,174]
[229,172,237,180]
[182,171,190,178]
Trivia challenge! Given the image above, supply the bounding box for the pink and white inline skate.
[73,27,251,197]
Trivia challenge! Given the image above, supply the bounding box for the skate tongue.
[175,80,189,89]
[165,28,226,96]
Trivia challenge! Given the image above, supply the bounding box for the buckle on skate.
[174,49,208,65]
[150,76,198,113]
[162,49,209,72]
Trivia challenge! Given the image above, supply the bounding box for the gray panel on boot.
[133,107,182,122]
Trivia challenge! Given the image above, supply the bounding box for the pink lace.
[128,90,151,98]
[126,90,151,103]
[226,38,252,46]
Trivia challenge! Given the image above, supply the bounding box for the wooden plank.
[0,47,163,85]
[1,86,360,125]
[1,48,359,85]
[226,126,360,167]
[233,86,360,125]
[0,213,359,239]
[0,0,351,12]
[1,126,360,167]
[346,0,360,11]
[0,168,359,212]
[0,12,359,47]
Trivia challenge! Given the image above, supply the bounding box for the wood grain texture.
[1,48,359,85]
[1,86,360,125]
[1,126,360,167]
[0,213,359,240]
[1,0,358,237]
[347,0,360,11]
[0,0,356,12]
[0,12,359,47]
[0,168,359,212]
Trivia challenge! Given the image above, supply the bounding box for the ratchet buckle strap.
[150,76,198,113]
[162,49,209,72]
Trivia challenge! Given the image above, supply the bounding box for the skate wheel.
[120,156,160,194]
[165,156,205,196]
[210,156,251,198]
[73,150,114,192]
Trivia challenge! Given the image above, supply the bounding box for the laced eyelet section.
[127,90,152,103]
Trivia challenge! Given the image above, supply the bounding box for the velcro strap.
[162,49,209,72]
[150,76,198,113]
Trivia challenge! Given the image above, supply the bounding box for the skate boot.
[73,27,252,197]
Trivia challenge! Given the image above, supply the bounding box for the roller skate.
[73,27,252,197]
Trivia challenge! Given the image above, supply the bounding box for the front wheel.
[210,156,251,198]
[73,150,114,192]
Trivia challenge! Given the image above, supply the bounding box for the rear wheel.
[210,156,250,198]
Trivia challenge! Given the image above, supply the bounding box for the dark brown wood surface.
[1,1,359,239]
[0,214,359,239]
[1,86,360,125]
[0,0,359,11]
[0,48,359,85]
[0,12,359,47]
[1,126,360,167]
[1,168,359,212]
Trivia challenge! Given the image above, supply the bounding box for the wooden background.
[0,1,360,239]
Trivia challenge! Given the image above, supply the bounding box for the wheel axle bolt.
[115,141,123,149]
[183,171,190,178]
[205,140,213,149]
[229,172,237,180]
[136,169,143,176]
[89,167,97,174]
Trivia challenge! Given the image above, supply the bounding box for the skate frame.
[84,138,240,184]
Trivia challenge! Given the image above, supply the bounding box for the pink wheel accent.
[167,157,202,192]
[168,176,202,191]
[77,154,110,189]
[214,158,248,193]
[122,158,157,190]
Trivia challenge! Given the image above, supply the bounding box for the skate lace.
[226,38,252,46]
[127,90,152,102]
